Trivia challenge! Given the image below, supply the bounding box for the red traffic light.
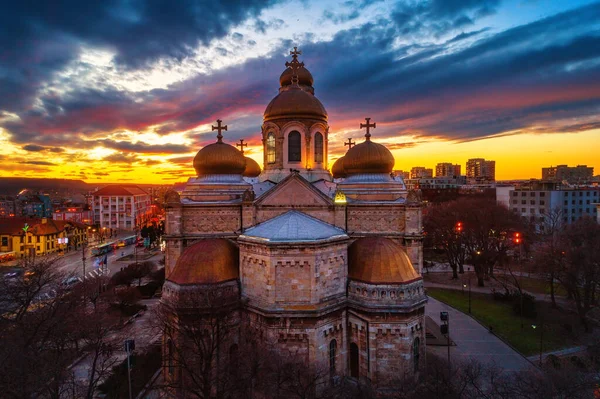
[513,232,522,244]
[455,222,463,232]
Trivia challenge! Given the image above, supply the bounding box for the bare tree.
[556,217,600,331]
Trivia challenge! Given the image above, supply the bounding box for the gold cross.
[236,139,247,154]
[212,119,227,142]
[360,117,376,140]
[290,46,302,60]
[344,138,356,149]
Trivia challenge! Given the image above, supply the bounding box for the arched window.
[329,339,337,375]
[266,132,276,164]
[167,339,174,376]
[288,131,301,162]
[314,132,323,163]
[413,337,420,373]
[350,342,359,379]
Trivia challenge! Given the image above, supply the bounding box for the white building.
[92,185,152,231]
[497,185,599,229]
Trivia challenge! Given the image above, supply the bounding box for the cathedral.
[161,48,427,396]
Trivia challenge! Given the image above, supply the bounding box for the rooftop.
[240,211,347,243]
[93,185,149,196]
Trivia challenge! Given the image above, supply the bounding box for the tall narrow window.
[266,132,276,164]
[350,343,359,378]
[413,337,420,373]
[288,131,301,162]
[314,132,323,163]
[329,339,337,376]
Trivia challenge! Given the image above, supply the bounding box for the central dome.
[264,87,328,122]
[193,141,246,176]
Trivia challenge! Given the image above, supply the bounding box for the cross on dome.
[236,139,248,154]
[212,119,227,142]
[344,138,356,149]
[290,46,302,60]
[360,117,376,141]
[285,46,305,86]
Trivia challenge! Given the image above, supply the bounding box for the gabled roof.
[240,211,347,243]
[93,185,148,196]
[254,173,332,207]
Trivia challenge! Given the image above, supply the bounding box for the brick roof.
[93,185,148,197]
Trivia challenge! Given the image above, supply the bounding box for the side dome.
[243,156,261,177]
[280,66,314,87]
[331,156,346,178]
[193,142,247,176]
[348,237,420,284]
[264,88,327,122]
[168,239,239,285]
[343,140,395,175]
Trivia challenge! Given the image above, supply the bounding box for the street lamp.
[440,311,451,375]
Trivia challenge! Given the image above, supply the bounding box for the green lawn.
[427,288,583,356]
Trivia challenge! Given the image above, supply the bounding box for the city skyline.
[1,0,600,183]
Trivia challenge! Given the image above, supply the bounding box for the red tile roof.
[93,185,149,197]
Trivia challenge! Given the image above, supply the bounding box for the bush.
[511,292,537,318]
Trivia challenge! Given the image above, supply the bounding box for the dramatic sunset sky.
[1,0,599,183]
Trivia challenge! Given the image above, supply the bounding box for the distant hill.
[0,177,91,196]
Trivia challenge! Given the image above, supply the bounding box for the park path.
[425,297,533,372]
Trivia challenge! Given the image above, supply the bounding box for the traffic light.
[513,232,521,244]
[455,222,463,232]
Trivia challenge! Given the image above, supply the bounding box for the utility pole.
[440,311,450,376]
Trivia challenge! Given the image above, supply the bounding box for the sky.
[1,0,599,183]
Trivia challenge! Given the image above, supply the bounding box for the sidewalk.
[426,297,533,371]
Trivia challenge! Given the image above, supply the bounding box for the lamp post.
[440,311,450,375]
[532,312,545,366]
[514,232,524,330]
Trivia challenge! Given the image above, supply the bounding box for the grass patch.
[427,288,584,356]
[496,275,568,297]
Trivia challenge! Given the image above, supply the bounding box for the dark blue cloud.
[0,0,279,111]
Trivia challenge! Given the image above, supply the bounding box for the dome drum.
[347,279,426,310]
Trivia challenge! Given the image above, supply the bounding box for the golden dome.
[264,87,327,122]
[343,140,394,175]
[280,66,314,87]
[331,156,347,178]
[168,239,239,285]
[193,141,246,176]
[243,156,261,177]
[348,237,420,284]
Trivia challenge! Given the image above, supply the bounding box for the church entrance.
[350,343,359,378]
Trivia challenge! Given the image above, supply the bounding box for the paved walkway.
[426,297,533,372]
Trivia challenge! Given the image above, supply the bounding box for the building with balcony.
[541,164,594,184]
[410,166,433,179]
[92,185,152,231]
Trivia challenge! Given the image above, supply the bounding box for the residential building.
[410,166,433,179]
[405,176,467,190]
[0,218,87,258]
[0,195,16,218]
[496,183,599,230]
[466,158,495,182]
[92,185,152,231]
[541,164,594,184]
[435,162,461,178]
[393,170,410,180]
[53,206,93,224]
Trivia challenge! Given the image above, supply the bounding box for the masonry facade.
[160,49,426,397]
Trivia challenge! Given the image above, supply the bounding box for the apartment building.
[92,185,152,231]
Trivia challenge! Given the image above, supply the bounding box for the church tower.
[260,47,331,183]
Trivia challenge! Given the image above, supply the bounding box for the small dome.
[343,140,395,175]
[331,156,347,178]
[264,87,327,122]
[193,142,247,176]
[168,239,239,285]
[348,237,420,284]
[243,156,261,177]
[280,66,314,87]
